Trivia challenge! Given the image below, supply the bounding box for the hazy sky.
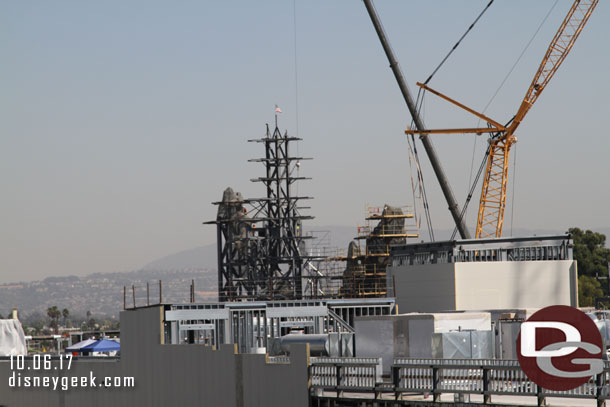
[1,1,608,282]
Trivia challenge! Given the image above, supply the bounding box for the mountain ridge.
[2,226,607,319]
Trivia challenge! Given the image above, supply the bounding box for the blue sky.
[1,1,608,282]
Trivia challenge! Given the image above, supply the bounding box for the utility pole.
[363,0,471,239]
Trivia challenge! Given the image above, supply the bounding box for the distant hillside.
[3,225,607,320]
[0,268,217,320]
[142,244,218,270]
[140,226,359,272]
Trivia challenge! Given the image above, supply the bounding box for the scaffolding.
[205,121,420,301]
[301,231,346,299]
[206,118,317,301]
[341,205,419,297]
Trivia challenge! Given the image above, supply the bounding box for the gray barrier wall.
[0,306,309,407]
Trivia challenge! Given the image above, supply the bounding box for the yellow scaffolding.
[340,205,419,298]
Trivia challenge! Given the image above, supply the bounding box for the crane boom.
[404,0,598,239]
[476,0,598,239]
[363,0,471,239]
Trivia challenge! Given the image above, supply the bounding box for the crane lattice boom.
[405,0,598,239]
[477,0,598,239]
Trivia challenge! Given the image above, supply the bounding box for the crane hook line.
[423,0,495,86]
[479,0,560,116]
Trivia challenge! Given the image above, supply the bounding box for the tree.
[32,322,43,335]
[571,227,610,306]
[46,306,61,334]
[578,275,604,307]
[88,318,98,330]
[62,308,69,325]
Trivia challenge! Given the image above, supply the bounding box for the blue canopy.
[80,339,120,352]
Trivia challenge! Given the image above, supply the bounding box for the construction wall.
[390,260,577,313]
[0,306,309,407]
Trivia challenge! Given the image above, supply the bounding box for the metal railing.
[309,357,610,406]
[266,355,290,364]
[326,308,355,333]
[309,357,382,397]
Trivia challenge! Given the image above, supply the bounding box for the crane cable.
[451,131,518,240]
[406,137,423,232]
[407,129,435,241]
[455,0,560,238]
[423,0,495,86]
[409,88,435,241]
[510,144,517,236]
[293,0,301,198]
[450,143,491,240]
[410,0,495,241]
[478,0,560,118]
[449,117,514,240]
[293,0,300,140]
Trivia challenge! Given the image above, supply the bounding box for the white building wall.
[389,260,578,313]
[454,260,577,310]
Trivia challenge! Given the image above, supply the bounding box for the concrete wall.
[454,260,577,310]
[390,263,456,313]
[390,260,577,313]
[0,306,309,407]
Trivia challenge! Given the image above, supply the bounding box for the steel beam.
[363,0,471,239]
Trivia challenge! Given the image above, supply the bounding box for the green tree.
[571,227,610,306]
[62,308,69,326]
[88,318,98,330]
[46,306,61,334]
[32,321,43,335]
[578,275,604,307]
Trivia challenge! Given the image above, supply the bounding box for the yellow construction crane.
[405,0,598,239]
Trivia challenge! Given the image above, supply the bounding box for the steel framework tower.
[207,118,314,301]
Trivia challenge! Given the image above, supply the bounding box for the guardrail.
[266,355,291,364]
[309,357,610,406]
[309,357,382,397]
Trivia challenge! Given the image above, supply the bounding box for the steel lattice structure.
[206,118,315,301]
